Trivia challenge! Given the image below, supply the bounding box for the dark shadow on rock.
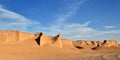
[92,44,100,50]
[103,40,107,44]
[92,47,97,50]
[35,33,42,46]
[52,34,60,44]
[75,46,84,49]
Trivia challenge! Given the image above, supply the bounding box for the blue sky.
[0,0,120,41]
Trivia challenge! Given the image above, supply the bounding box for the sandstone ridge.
[0,30,74,48]
[35,32,74,48]
[0,30,119,49]
[0,30,35,43]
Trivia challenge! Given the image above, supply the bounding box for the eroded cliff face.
[35,32,63,48]
[0,30,119,49]
[35,32,74,48]
[0,30,35,43]
[0,30,75,48]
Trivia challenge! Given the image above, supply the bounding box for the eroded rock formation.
[0,30,119,49]
[0,30,75,48]
[35,32,63,48]
[0,30,35,43]
[34,32,74,48]
[102,40,119,47]
[73,40,102,49]
[73,40,119,50]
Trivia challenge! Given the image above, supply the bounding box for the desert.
[0,0,120,60]
[0,30,120,60]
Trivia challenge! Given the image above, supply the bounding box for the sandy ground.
[0,53,120,60]
[0,39,120,60]
[0,43,120,60]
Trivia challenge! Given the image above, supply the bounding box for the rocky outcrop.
[102,40,119,47]
[73,40,119,50]
[0,30,75,48]
[0,30,119,49]
[35,32,63,48]
[35,32,47,46]
[73,40,102,49]
[35,32,75,48]
[0,30,35,43]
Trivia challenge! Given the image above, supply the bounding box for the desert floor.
[0,42,120,60]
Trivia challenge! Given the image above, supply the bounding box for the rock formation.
[73,40,120,50]
[0,30,119,49]
[73,40,102,49]
[0,30,35,43]
[35,32,74,48]
[0,30,75,48]
[35,32,63,48]
[62,39,75,48]
[102,40,119,47]
[35,32,47,46]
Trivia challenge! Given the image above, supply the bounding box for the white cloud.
[104,25,115,29]
[44,21,120,42]
[44,0,120,41]
[0,6,40,31]
[0,3,120,42]
[56,0,87,25]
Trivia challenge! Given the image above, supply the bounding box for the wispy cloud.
[0,3,120,42]
[0,5,40,31]
[46,22,120,41]
[56,0,87,24]
[104,25,116,29]
[43,0,120,41]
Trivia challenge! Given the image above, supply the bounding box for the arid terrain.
[0,30,120,60]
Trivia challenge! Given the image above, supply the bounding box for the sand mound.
[0,30,35,43]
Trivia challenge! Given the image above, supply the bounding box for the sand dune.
[0,30,120,60]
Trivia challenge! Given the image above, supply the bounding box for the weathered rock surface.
[0,30,74,48]
[73,40,120,50]
[0,30,35,43]
[0,30,119,49]
[73,40,102,49]
[35,32,63,48]
[102,40,119,47]
[35,32,74,48]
